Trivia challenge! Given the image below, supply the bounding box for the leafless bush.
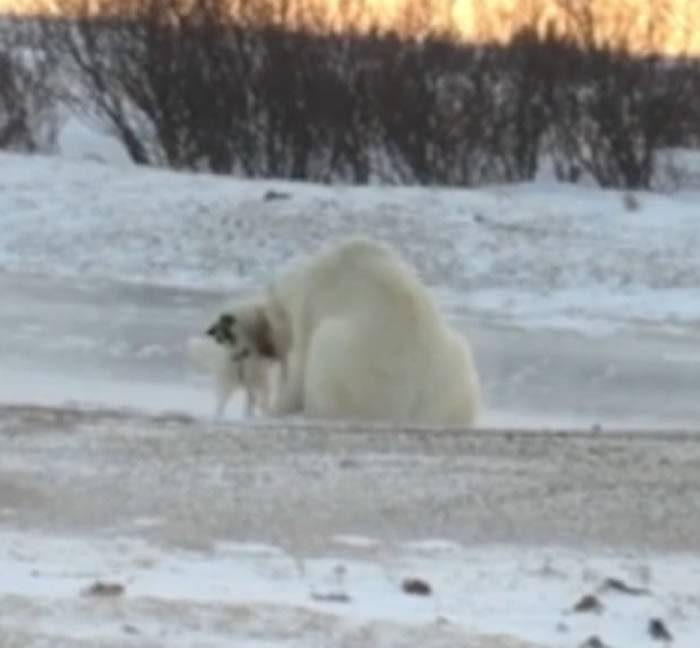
[0,18,59,152]
[372,36,552,186]
[549,0,698,188]
[550,48,696,188]
[30,0,700,188]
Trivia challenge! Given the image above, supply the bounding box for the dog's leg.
[279,354,288,384]
[214,367,235,421]
[241,361,256,419]
[243,383,255,418]
[257,363,271,415]
[265,355,286,417]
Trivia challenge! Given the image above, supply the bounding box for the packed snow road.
[1,403,700,553]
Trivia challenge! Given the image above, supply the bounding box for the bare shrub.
[0,18,59,152]
[31,0,700,189]
[549,0,698,188]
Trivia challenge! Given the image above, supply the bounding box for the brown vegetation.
[0,0,698,188]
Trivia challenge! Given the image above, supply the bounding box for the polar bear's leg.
[301,320,350,420]
[272,349,304,416]
[302,317,413,422]
[440,329,480,426]
[415,327,480,427]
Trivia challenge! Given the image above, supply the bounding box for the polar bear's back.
[279,237,442,339]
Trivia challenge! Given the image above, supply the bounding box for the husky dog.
[188,304,281,419]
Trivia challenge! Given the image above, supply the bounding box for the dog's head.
[206,312,253,363]
[206,304,279,361]
[206,313,238,346]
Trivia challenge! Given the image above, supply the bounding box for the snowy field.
[2,126,700,336]
[1,124,699,646]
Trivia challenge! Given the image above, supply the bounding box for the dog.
[188,306,280,419]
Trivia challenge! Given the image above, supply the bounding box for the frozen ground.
[1,141,699,646]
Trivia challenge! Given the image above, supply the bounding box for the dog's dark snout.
[206,324,217,336]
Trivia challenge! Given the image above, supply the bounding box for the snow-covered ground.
[1,405,699,648]
[1,149,700,335]
[1,126,700,647]
[1,530,697,647]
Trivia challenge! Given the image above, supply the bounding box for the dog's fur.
[188,302,280,418]
[213,237,480,426]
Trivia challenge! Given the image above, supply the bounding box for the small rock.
[402,577,432,596]
[122,624,139,635]
[83,581,125,597]
[649,618,673,641]
[573,594,604,613]
[310,591,351,603]
[623,192,641,212]
[601,577,650,596]
[263,190,291,202]
[579,636,609,648]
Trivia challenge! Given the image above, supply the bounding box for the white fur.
[265,237,480,425]
[187,336,273,419]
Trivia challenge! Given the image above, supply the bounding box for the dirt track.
[1,404,698,555]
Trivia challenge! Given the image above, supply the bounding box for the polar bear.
[212,237,480,426]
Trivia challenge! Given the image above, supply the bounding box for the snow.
[0,530,697,647]
[0,364,219,418]
[2,123,700,647]
[56,117,135,168]
[1,149,699,335]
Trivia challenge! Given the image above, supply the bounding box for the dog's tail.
[187,336,228,373]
